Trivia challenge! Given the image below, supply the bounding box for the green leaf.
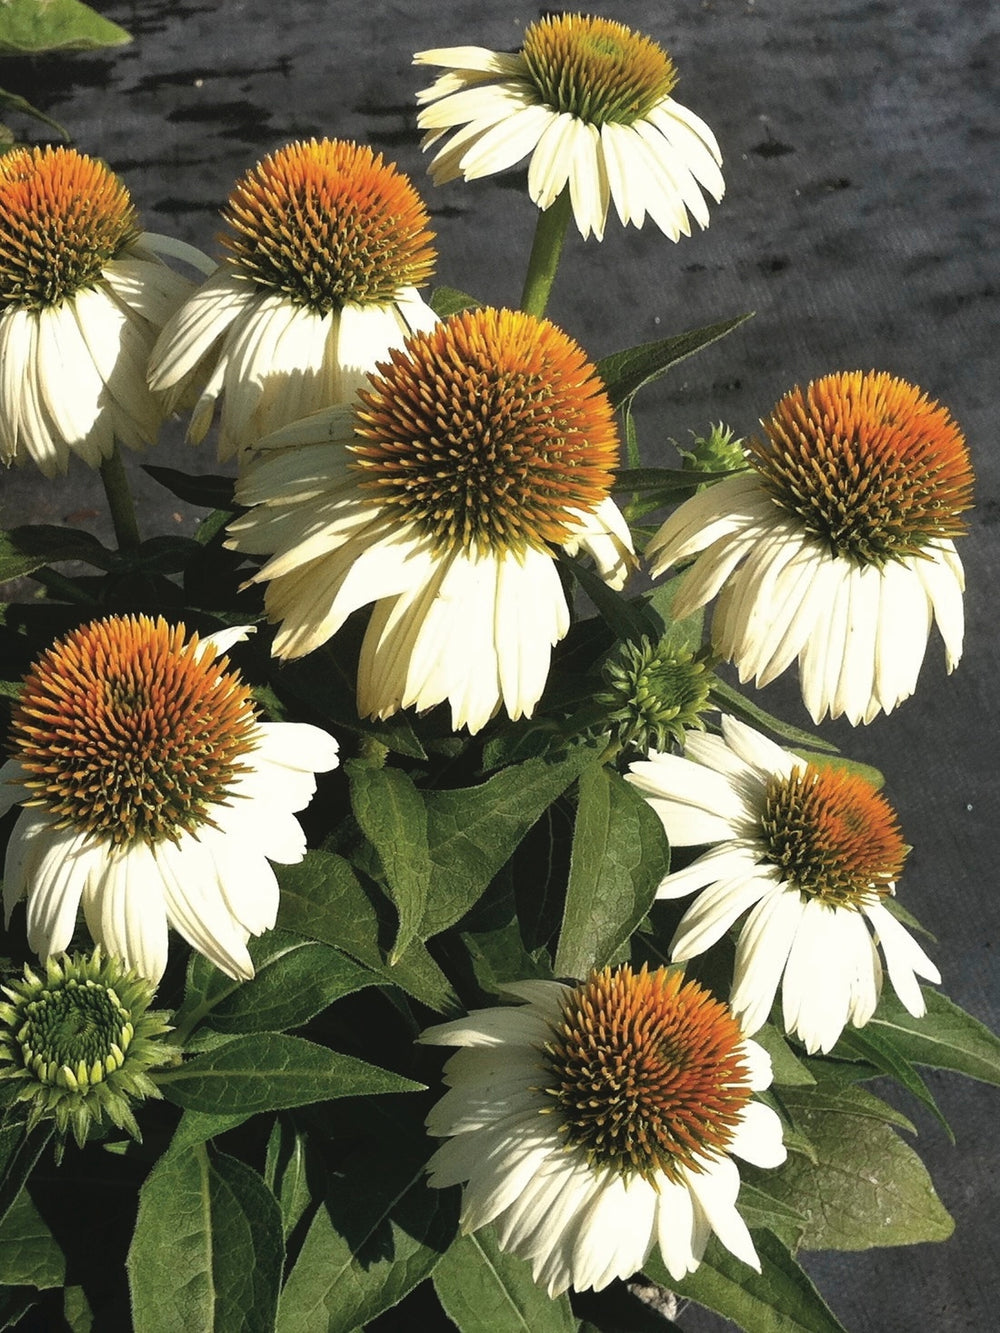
[128,1146,282,1333]
[753,1025,817,1088]
[0,525,116,583]
[560,551,656,645]
[0,0,131,51]
[647,1229,847,1332]
[461,918,554,996]
[175,929,377,1041]
[142,465,235,510]
[744,1107,954,1250]
[736,1183,807,1250]
[278,647,428,759]
[833,1024,951,1138]
[167,1110,254,1156]
[420,738,602,937]
[0,1122,52,1229]
[0,87,68,138]
[709,678,839,753]
[615,466,740,490]
[276,1129,458,1333]
[777,1082,915,1134]
[265,1117,313,1244]
[556,763,669,978]
[596,315,752,409]
[866,986,1000,1084]
[157,1032,422,1115]
[62,1286,93,1332]
[276,851,458,1013]
[433,1225,576,1332]
[347,760,432,961]
[641,574,706,656]
[430,285,482,316]
[788,748,886,790]
[0,1189,66,1289]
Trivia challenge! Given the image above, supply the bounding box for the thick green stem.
[99,445,141,551]
[519,188,572,318]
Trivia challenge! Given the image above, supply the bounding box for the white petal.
[864,901,940,1014]
[730,887,804,1035]
[81,846,170,983]
[684,1157,759,1272]
[670,870,773,961]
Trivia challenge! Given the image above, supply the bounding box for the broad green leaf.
[461,918,554,996]
[276,1131,458,1332]
[743,1108,954,1250]
[833,1025,951,1138]
[276,851,458,1013]
[736,1183,806,1250]
[0,1190,66,1289]
[556,763,669,978]
[647,1229,847,1332]
[867,986,1000,1084]
[174,929,376,1041]
[420,738,602,936]
[347,760,432,961]
[167,1110,253,1156]
[156,1032,422,1115]
[128,1146,282,1333]
[0,525,116,583]
[596,315,752,409]
[265,1117,313,1243]
[433,1225,576,1332]
[0,0,131,52]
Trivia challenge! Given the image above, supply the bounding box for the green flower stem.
[520,188,572,318]
[99,445,141,551]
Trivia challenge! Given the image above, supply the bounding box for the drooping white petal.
[864,901,940,1015]
[684,1156,760,1271]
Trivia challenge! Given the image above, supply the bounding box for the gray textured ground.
[1,1,997,1329]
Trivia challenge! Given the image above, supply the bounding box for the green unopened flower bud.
[680,422,747,481]
[0,948,176,1153]
[598,638,713,754]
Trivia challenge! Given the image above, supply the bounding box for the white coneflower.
[627,717,940,1053]
[422,965,785,1295]
[414,13,723,241]
[0,615,339,984]
[227,306,635,734]
[646,371,973,724]
[0,145,204,476]
[148,138,439,459]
